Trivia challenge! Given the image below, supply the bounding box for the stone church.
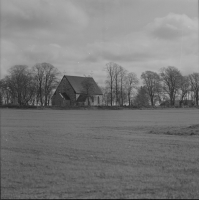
[52,75,103,106]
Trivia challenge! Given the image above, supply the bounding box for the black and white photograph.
[1,0,199,199]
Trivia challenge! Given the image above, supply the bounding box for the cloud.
[1,0,89,39]
[147,13,198,40]
[22,43,87,66]
[84,33,155,63]
[81,13,198,80]
[85,49,154,63]
[1,0,198,85]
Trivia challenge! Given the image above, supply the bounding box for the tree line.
[102,62,199,107]
[0,63,60,106]
[0,62,198,107]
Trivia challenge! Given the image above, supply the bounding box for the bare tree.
[4,65,35,105]
[32,63,60,106]
[160,66,182,106]
[189,73,199,106]
[0,77,12,104]
[32,64,45,105]
[114,64,122,106]
[119,66,127,106]
[43,63,60,106]
[101,86,111,106]
[21,75,36,105]
[179,75,190,105]
[141,71,161,106]
[81,77,95,106]
[105,62,117,106]
[0,79,6,104]
[125,72,139,106]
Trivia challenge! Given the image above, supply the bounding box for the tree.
[101,86,111,106]
[141,71,161,106]
[32,63,60,106]
[160,66,182,106]
[0,80,3,105]
[5,65,35,105]
[81,77,95,106]
[189,73,199,106]
[114,64,122,106]
[179,75,190,105]
[134,86,150,107]
[105,62,117,106]
[0,78,11,104]
[32,64,45,105]
[125,72,139,106]
[119,66,127,106]
[0,93,2,105]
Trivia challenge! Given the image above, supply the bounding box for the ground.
[1,108,199,199]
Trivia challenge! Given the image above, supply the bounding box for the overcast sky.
[1,0,198,86]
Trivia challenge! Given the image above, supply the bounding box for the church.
[52,75,103,106]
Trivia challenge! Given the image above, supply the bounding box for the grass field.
[1,108,199,199]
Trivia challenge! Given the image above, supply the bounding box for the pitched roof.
[76,94,87,102]
[65,75,103,95]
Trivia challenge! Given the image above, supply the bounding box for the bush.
[0,104,38,109]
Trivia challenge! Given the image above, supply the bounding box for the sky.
[1,0,198,86]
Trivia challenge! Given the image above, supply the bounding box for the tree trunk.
[18,93,22,105]
[120,79,123,106]
[110,85,113,106]
[170,92,174,106]
[44,94,48,106]
[150,97,154,106]
[39,83,43,106]
[128,93,131,106]
[115,77,118,106]
[88,96,90,106]
[195,90,198,106]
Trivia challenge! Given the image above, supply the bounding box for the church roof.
[76,94,87,102]
[64,75,103,95]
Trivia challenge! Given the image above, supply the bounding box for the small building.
[52,75,103,106]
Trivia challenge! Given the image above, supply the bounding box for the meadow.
[1,108,199,199]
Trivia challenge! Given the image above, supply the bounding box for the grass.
[148,124,199,136]
[1,109,199,199]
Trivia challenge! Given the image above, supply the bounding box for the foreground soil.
[1,109,199,199]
